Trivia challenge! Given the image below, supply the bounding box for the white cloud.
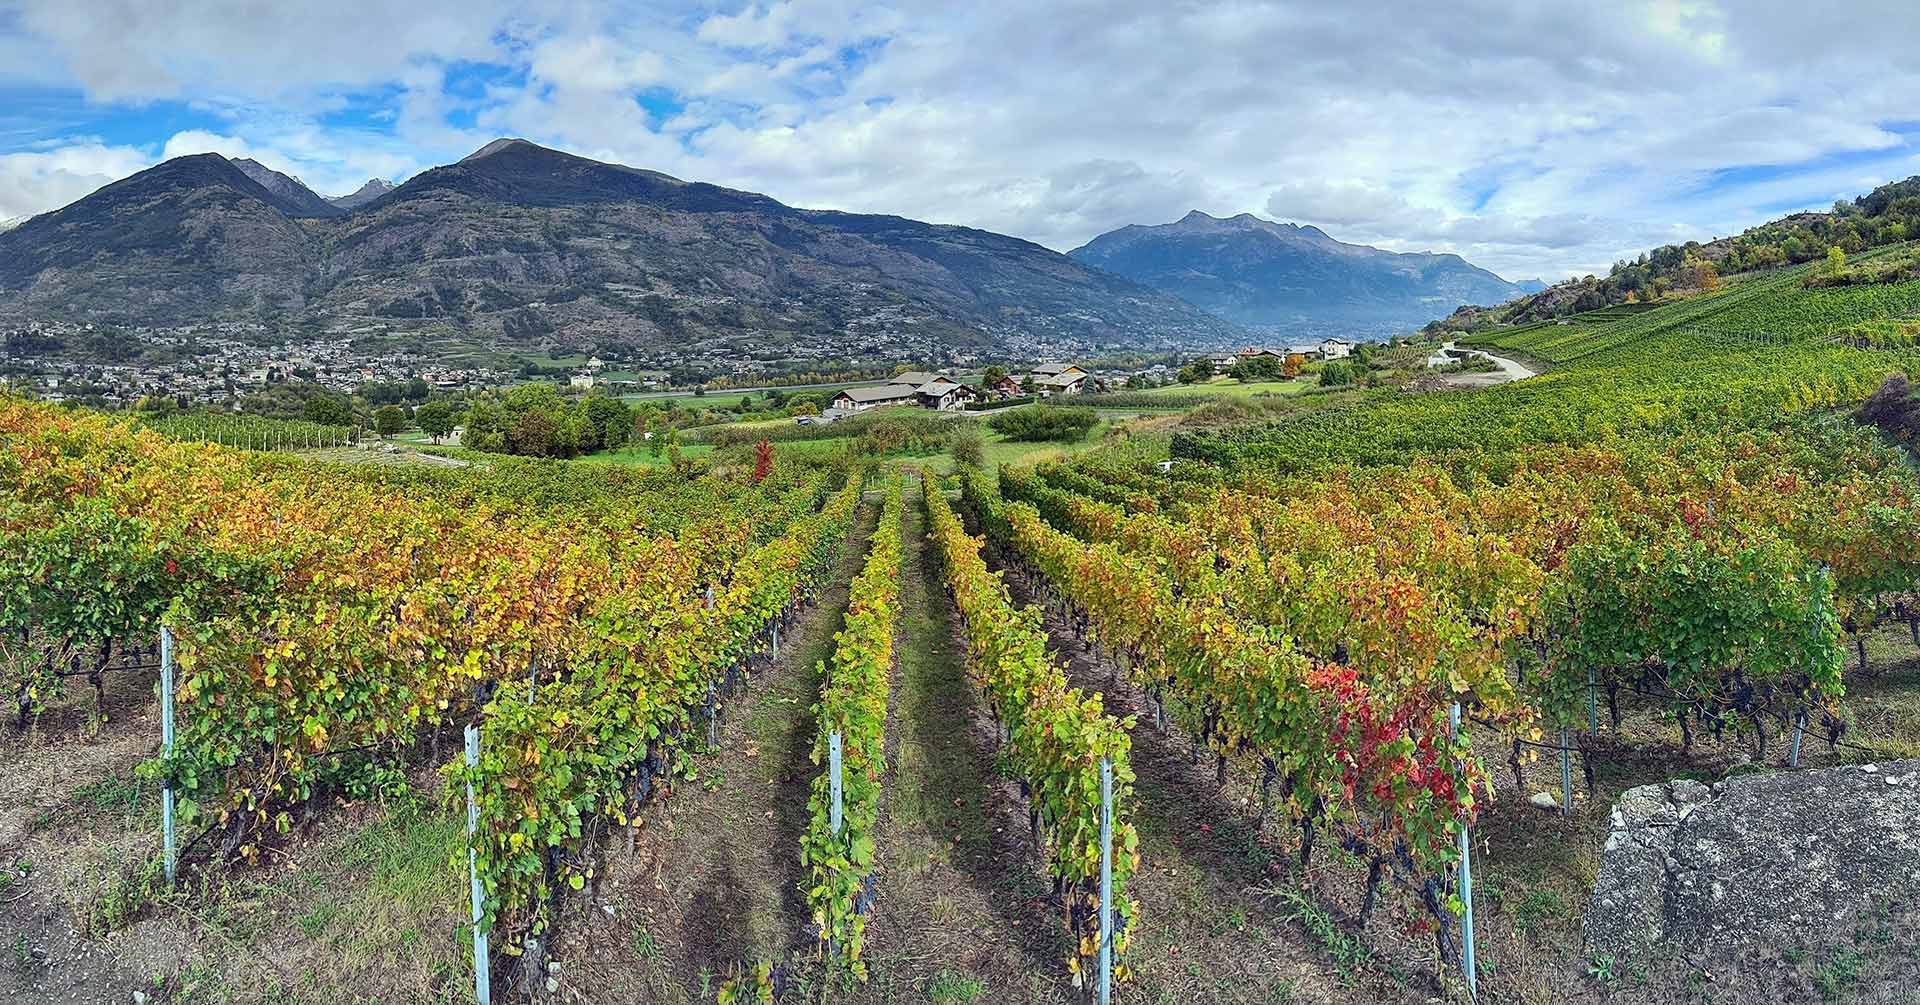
[9,0,1920,279]
[0,141,153,220]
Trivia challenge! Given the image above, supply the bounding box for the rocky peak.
[329,178,397,210]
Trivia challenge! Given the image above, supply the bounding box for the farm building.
[830,385,919,412]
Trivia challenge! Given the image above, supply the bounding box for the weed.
[86,854,161,935]
[928,969,985,1004]
[1588,953,1616,984]
[633,924,660,962]
[1266,978,1299,1004]
[298,899,341,939]
[1513,887,1568,940]
[73,773,144,813]
[176,961,234,1005]
[1817,949,1862,1001]
[1271,887,1371,982]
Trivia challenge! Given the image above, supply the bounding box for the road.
[1441,340,1538,381]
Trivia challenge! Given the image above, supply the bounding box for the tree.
[1228,355,1285,382]
[417,401,456,443]
[1282,354,1303,378]
[373,405,407,439]
[1020,374,1037,394]
[949,424,986,467]
[1827,245,1848,275]
[302,394,353,426]
[463,400,505,452]
[987,405,1097,442]
[1318,361,1357,387]
[1177,361,1212,384]
[583,393,632,451]
[981,365,1008,390]
[405,377,431,402]
[739,395,754,412]
[509,408,560,457]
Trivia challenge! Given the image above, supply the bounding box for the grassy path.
[563,500,880,1003]
[825,482,1064,1004]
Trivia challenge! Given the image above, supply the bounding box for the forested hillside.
[1431,174,1920,328]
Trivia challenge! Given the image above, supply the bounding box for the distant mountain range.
[328,178,395,210]
[0,139,1238,353]
[1069,210,1543,337]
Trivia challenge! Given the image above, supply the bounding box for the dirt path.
[988,548,1436,1005]
[562,500,880,1003]
[829,481,1066,1004]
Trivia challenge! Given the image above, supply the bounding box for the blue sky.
[6,0,1920,280]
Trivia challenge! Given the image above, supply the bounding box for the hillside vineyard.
[10,242,1920,1001]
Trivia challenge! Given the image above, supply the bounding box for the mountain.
[329,178,396,210]
[230,159,341,218]
[0,140,1238,352]
[1068,210,1541,337]
[0,216,24,233]
[0,153,320,319]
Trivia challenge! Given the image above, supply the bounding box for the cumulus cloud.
[0,140,152,220]
[9,0,1920,279]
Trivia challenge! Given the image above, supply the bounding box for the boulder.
[1585,761,1920,983]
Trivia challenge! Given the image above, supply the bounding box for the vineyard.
[8,249,1920,1004]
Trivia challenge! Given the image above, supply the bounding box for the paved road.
[1442,340,1538,381]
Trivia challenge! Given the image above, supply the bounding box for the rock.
[1529,791,1560,810]
[545,977,560,993]
[1585,759,1920,987]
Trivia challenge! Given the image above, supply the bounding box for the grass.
[911,421,1116,477]
[572,442,717,467]
[240,792,468,1002]
[928,969,986,1004]
[1143,378,1313,399]
[884,489,996,863]
[616,378,889,407]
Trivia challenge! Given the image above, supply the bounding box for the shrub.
[1319,361,1357,387]
[987,405,1098,442]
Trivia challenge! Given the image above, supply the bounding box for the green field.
[572,442,717,467]
[1142,377,1313,399]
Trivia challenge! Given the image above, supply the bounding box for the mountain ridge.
[1070,209,1543,336]
[0,140,1240,353]
[328,178,396,210]
[231,158,342,218]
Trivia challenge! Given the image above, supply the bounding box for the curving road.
[1441,340,1538,381]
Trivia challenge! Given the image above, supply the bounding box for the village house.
[1028,362,1089,396]
[1319,338,1355,359]
[830,384,919,412]
[884,370,978,410]
[570,373,595,389]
